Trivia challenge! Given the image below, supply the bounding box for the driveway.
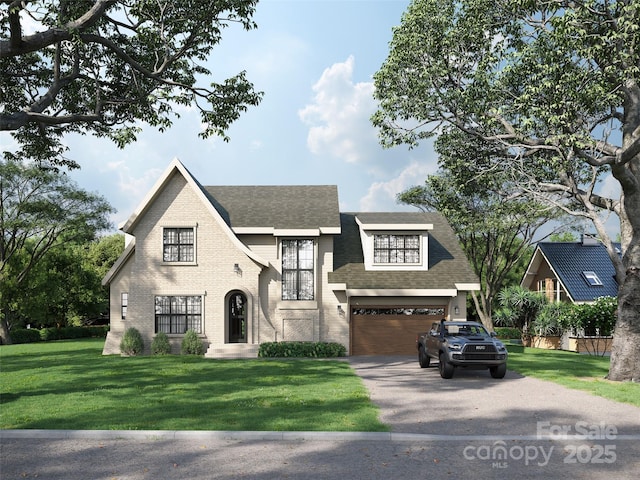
[2,356,640,479]
[347,355,640,437]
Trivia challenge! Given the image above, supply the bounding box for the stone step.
[205,343,260,359]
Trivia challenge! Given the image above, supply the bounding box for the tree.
[494,285,547,345]
[373,0,640,381]
[1,0,262,167]
[0,158,114,343]
[398,128,563,330]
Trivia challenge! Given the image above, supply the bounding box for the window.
[155,296,202,333]
[121,292,128,320]
[582,271,603,286]
[163,228,194,262]
[282,239,314,300]
[373,234,420,264]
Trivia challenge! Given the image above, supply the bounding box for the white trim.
[454,283,481,291]
[274,229,321,236]
[355,216,434,231]
[233,227,341,235]
[346,288,458,297]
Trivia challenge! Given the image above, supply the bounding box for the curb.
[3,430,639,442]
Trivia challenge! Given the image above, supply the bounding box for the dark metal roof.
[328,212,479,290]
[538,242,620,301]
[203,185,340,230]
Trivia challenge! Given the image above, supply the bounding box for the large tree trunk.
[608,253,640,382]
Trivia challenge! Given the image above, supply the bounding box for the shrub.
[493,327,522,339]
[120,327,144,356]
[10,328,42,344]
[39,325,109,341]
[258,341,346,358]
[151,332,172,355]
[181,329,204,355]
[532,302,573,336]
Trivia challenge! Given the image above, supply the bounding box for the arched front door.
[228,292,247,343]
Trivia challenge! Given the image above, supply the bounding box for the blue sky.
[57,0,437,231]
[1,0,620,238]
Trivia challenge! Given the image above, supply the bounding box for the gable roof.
[522,241,620,302]
[328,212,479,293]
[117,158,268,266]
[204,185,341,235]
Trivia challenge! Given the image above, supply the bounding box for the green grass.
[0,339,387,432]
[507,347,640,407]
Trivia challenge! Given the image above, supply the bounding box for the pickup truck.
[417,320,508,379]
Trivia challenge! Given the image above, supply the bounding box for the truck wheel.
[418,346,431,368]
[439,353,454,379]
[490,364,507,379]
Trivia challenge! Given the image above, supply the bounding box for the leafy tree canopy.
[398,128,562,329]
[0,158,114,342]
[373,0,640,381]
[1,0,262,167]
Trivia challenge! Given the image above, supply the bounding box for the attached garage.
[350,306,446,355]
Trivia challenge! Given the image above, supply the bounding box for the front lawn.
[507,347,640,407]
[0,339,387,431]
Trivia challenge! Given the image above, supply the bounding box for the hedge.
[8,325,109,344]
[494,327,522,339]
[258,341,346,358]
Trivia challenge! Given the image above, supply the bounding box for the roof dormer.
[355,213,433,272]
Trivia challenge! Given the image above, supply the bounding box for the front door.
[228,292,247,343]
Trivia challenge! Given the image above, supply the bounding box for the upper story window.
[373,234,420,264]
[582,271,603,286]
[163,227,194,262]
[282,239,314,300]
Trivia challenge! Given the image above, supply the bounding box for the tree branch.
[0,0,117,57]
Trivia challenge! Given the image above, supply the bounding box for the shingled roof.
[204,185,340,231]
[535,242,620,301]
[328,212,479,290]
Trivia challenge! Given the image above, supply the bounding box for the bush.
[493,327,522,339]
[181,330,204,355]
[10,328,42,344]
[39,325,108,341]
[258,341,346,358]
[120,327,144,356]
[533,302,573,336]
[151,332,172,355]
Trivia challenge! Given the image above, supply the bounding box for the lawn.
[507,347,640,408]
[0,339,388,432]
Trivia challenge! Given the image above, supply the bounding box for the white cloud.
[359,160,436,211]
[298,56,377,164]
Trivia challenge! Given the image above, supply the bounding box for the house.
[102,158,480,357]
[520,236,619,353]
[520,236,619,303]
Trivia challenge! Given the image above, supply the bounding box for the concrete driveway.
[347,355,640,437]
[2,356,640,479]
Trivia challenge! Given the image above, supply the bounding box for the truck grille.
[463,344,497,353]
[462,353,502,360]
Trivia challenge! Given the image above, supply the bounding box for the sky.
[46,0,437,232]
[1,0,621,238]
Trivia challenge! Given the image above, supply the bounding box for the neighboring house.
[102,159,480,357]
[520,236,619,303]
[520,236,619,353]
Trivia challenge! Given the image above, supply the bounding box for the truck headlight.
[448,343,462,351]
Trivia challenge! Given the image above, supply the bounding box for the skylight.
[582,271,603,286]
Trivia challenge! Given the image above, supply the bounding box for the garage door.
[351,307,446,355]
